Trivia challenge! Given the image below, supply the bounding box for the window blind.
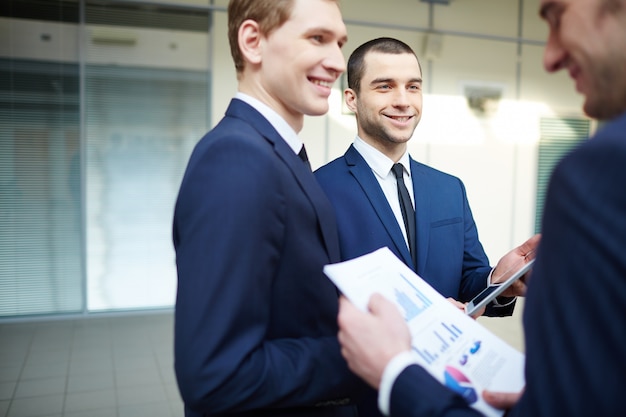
[1,0,83,317]
[534,117,590,233]
[0,0,211,318]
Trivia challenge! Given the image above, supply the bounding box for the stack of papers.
[324,247,525,417]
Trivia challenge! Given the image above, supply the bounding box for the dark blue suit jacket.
[173,99,362,417]
[315,145,513,417]
[315,145,509,308]
[383,113,626,416]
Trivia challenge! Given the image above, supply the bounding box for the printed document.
[324,247,525,417]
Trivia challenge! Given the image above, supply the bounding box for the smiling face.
[346,51,423,160]
[237,0,347,132]
[540,0,626,120]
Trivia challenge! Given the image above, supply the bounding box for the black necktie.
[298,145,311,171]
[392,163,417,268]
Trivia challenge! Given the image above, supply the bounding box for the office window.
[84,66,207,310]
[0,60,82,316]
[534,117,590,233]
[84,1,210,311]
[0,0,82,316]
[0,0,210,317]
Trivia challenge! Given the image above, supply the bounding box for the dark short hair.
[347,37,421,93]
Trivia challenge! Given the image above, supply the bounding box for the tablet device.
[465,258,535,316]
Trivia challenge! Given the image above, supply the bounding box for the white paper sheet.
[324,247,525,417]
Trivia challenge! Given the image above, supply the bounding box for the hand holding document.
[324,247,525,417]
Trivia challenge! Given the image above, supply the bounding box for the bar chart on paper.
[388,272,472,367]
[413,320,467,365]
[323,247,525,417]
[394,272,433,320]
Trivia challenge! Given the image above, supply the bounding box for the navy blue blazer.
[315,145,509,308]
[173,99,362,416]
[384,113,626,416]
[510,112,626,416]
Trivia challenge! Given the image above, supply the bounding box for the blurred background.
[0,0,592,415]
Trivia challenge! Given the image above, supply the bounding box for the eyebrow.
[304,27,348,45]
[370,77,423,85]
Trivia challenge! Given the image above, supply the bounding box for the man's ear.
[344,88,358,113]
[238,19,263,66]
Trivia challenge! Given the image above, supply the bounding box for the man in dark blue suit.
[315,38,536,316]
[172,1,363,416]
[315,36,537,417]
[335,1,626,416]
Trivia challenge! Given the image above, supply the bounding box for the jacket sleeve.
[390,365,483,417]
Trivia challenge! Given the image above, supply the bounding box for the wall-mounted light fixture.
[461,82,505,115]
[420,0,453,5]
[90,28,137,46]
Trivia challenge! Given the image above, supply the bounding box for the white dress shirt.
[352,136,414,251]
[235,92,303,155]
[352,137,508,415]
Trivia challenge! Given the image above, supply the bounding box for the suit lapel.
[410,158,431,276]
[345,146,414,267]
[274,140,341,262]
[225,100,340,262]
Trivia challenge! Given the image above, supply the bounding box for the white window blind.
[84,0,210,311]
[0,0,211,318]
[0,0,83,317]
[534,117,590,233]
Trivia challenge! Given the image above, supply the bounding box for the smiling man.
[316,38,533,313]
[315,37,537,417]
[331,2,626,416]
[315,39,535,308]
[172,1,365,416]
[322,38,484,302]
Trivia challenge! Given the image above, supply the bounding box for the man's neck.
[357,134,408,163]
[237,78,304,133]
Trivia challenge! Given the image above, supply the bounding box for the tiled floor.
[0,311,183,417]
[0,304,526,417]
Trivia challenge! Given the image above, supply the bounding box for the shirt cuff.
[493,295,517,307]
[487,268,516,307]
[378,351,417,416]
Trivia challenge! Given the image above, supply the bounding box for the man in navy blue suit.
[172,1,364,416]
[336,1,626,416]
[315,36,538,417]
[315,38,536,314]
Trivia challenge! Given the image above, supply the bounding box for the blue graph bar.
[399,273,432,308]
[435,331,449,352]
[395,289,426,321]
[443,322,462,339]
[414,322,466,366]
[415,291,431,308]
[414,347,438,365]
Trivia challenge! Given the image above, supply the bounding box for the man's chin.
[304,104,330,117]
[583,98,621,121]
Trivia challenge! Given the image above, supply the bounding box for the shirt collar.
[353,136,412,179]
[235,92,302,155]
